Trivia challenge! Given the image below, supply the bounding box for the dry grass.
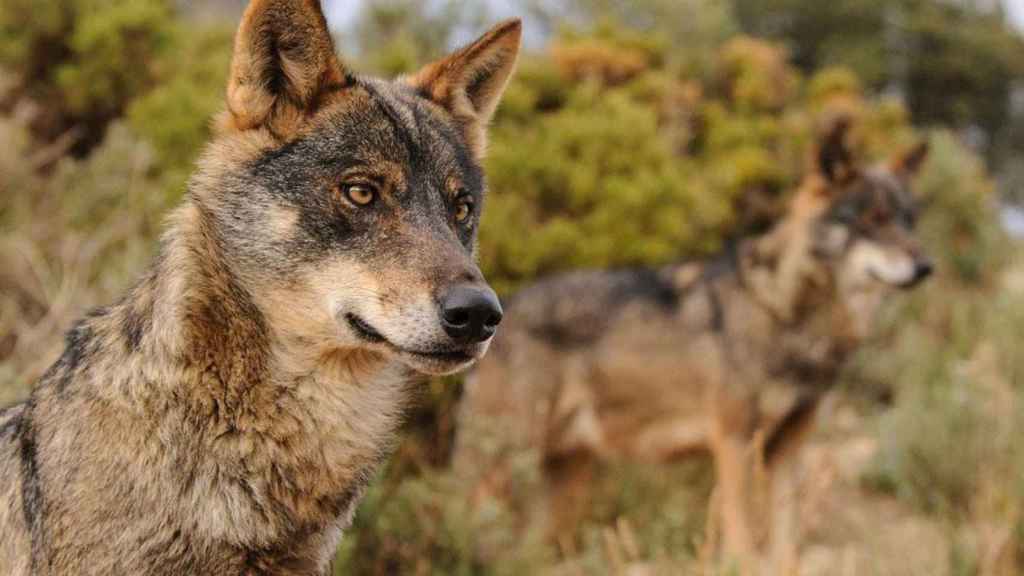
[0,111,171,405]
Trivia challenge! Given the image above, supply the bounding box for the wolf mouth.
[345,313,475,362]
[346,313,388,344]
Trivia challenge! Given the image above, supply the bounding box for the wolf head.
[192,0,520,376]
[770,114,937,336]
[804,117,933,299]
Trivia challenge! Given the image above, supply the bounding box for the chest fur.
[119,356,416,572]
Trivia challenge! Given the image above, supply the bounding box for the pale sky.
[322,0,529,53]
[322,0,360,33]
[1007,0,1024,28]
[322,0,1024,38]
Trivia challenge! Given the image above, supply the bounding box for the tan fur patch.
[266,205,299,238]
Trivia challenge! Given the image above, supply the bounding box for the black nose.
[902,258,934,289]
[440,285,503,344]
[914,258,934,282]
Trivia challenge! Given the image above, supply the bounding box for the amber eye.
[454,196,474,223]
[341,183,377,207]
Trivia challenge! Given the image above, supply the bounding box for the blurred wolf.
[455,118,931,572]
[0,1,519,574]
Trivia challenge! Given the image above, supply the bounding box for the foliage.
[482,73,726,292]
[733,0,1024,163]
[0,0,231,403]
[0,118,165,406]
[346,0,491,76]
[523,0,737,78]
[127,25,233,175]
[336,463,552,576]
[0,0,174,154]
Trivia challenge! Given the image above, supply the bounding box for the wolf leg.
[768,452,800,576]
[546,451,596,552]
[711,431,758,574]
[765,398,819,576]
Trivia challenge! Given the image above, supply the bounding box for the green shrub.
[482,85,728,292]
[0,0,174,152]
[127,25,233,174]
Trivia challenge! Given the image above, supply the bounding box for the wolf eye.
[341,183,377,207]
[455,196,475,223]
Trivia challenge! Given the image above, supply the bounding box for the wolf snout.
[439,285,503,344]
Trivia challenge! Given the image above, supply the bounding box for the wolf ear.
[225,0,346,138]
[408,19,522,158]
[817,116,858,186]
[891,140,930,178]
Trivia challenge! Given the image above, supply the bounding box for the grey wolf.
[0,1,520,574]
[455,118,932,573]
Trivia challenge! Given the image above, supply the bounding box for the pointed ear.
[407,19,522,158]
[225,0,346,138]
[817,115,858,186]
[891,140,930,178]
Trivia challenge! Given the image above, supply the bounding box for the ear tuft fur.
[226,0,345,138]
[817,115,857,185]
[891,140,930,177]
[408,19,522,158]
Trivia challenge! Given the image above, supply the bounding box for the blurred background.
[2,0,1024,574]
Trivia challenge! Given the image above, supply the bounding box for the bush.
[0,119,164,405]
[0,0,174,153]
[482,82,728,292]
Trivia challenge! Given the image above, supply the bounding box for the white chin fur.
[399,354,477,377]
[848,241,916,287]
[868,258,915,286]
[396,341,491,376]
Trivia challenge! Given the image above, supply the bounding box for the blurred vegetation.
[734,0,1024,159]
[1,0,1023,574]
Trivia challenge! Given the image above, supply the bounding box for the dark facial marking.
[825,171,919,237]
[226,76,490,308]
[359,79,486,246]
[359,80,423,167]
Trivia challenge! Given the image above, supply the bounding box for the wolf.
[0,1,520,574]
[454,118,932,573]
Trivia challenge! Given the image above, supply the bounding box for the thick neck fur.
[733,181,863,379]
[76,194,415,564]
